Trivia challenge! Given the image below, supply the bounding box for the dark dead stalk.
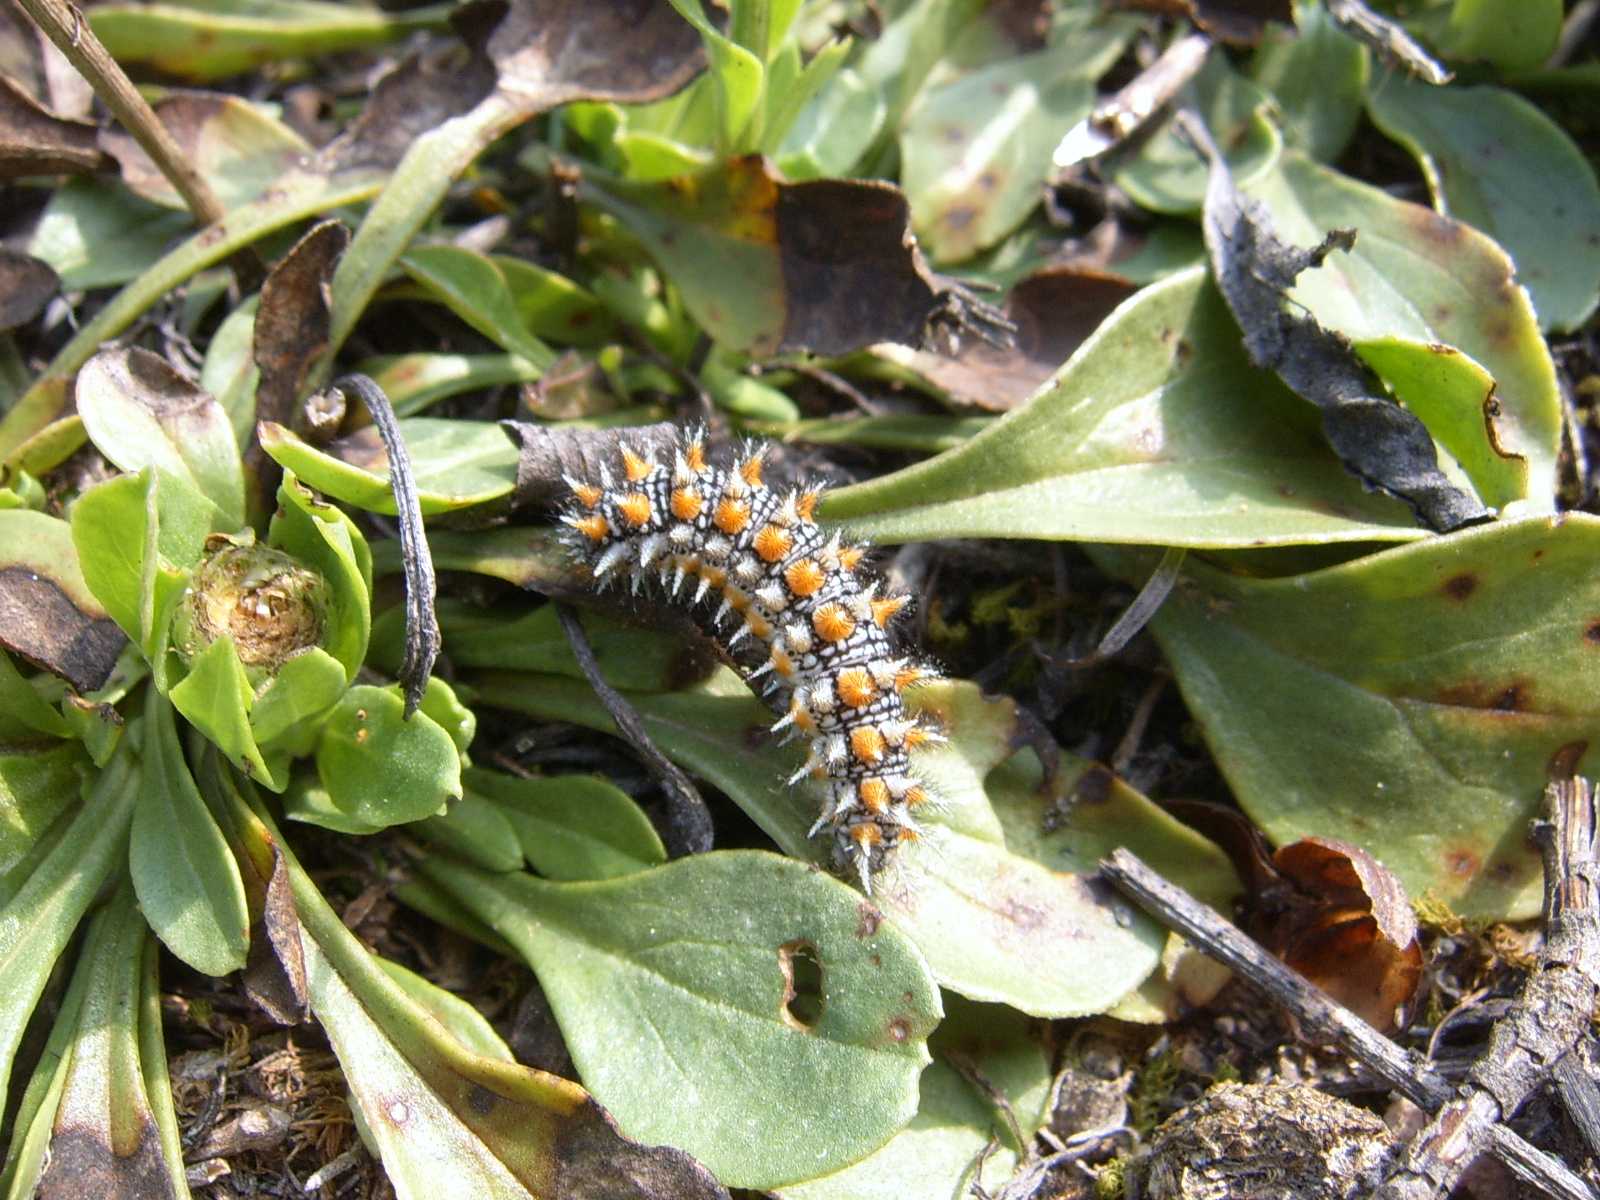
[1375,777,1600,1198]
[331,374,439,716]
[1099,848,1598,1200]
[552,601,714,857]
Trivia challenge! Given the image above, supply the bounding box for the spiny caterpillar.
[558,427,940,888]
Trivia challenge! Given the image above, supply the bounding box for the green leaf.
[198,296,261,448]
[248,647,348,755]
[1354,337,1528,510]
[4,881,187,1199]
[470,670,1223,1017]
[415,790,524,874]
[168,634,273,785]
[494,256,616,346]
[1365,75,1600,332]
[89,0,454,81]
[0,649,73,738]
[398,246,558,367]
[1109,56,1281,215]
[901,29,1129,262]
[266,472,371,678]
[0,738,87,883]
[1249,0,1368,162]
[132,692,250,975]
[0,744,138,1103]
[359,352,543,416]
[216,785,726,1200]
[1437,0,1561,72]
[777,997,1052,1200]
[1095,513,1600,921]
[667,0,766,152]
[777,66,886,179]
[26,178,192,290]
[75,347,243,531]
[259,419,518,516]
[1243,150,1563,506]
[821,267,1424,548]
[419,850,942,1189]
[416,677,476,756]
[311,685,461,830]
[70,468,219,681]
[466,768,667,881]
[377,956,515,1062]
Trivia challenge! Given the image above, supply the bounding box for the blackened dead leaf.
[1270,836,1422,1032]
[1112,0,1292,44]
[0,70,103,178]
[874,267,1137,411]
[575,158,946,356]
[0,247,58,330]
[504,419,684,515]
[0,511,125,690]
[1192,113,1488,531]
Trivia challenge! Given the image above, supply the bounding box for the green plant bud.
[175,540,330,680]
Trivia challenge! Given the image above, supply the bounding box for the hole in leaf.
[778,940,824,1030]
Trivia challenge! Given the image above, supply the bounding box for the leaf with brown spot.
[0,247,57,331]
[870,267,1138,411]
[0,509,125,691]
[571,155,946,355]
[1267,837,1421,1033]
[99,90,313,211]
[1091,512,1600,920]
[0,70,103,179]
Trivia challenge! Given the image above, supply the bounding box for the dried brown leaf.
[0,246,58,330]
[0,70,103,178]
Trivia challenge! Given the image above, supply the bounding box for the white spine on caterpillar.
[558,427,938,889]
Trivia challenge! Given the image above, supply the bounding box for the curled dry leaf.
[0,511,126,691]
[253,219,350,433]
[0,247,58,330]
[1269,836,1422,1032]
[0,71,103,178]
[1195,115,1488,531]
[872,267,1138,411]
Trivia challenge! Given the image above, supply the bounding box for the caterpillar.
[557,426,940,888]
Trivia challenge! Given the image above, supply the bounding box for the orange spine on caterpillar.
[558,426,940,889]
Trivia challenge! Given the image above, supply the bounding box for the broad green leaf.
[470,670,1222,1017]
[398,246,557,367]
[417,677,476,757]
[0,509,126,692]
[757,414,992,454]
[132,693,250,975]
[778,997,1052,1200]
[1365,75,1600,332]
[758,36,850,156]
[361,352,542,416]
[10,883,187,1199]
[0,745,137,1102]
[466,768,666,881]
[259,419,518,516]
[437,601,701,693]
[217,788,726,1200]
[494,257,616,345]
[821,267,1424,548]
[168,635,274,786]
[1249,0,1368,162]
[267,472,371,678]
[1109,57,1281,215]
[76,346,247,530]
[416,791,523,874]
[1244,151,1563,506]
[102,93,312,212]
[70,469,218,682]
[248,647,348,755]
[777,66,886,179]
[901,29,1128,262]
[1095,513,1600,921]
[377,956,515,1062]
[89,0,454,80]
[419,850,942,1189]
[1354,337,1528,510]
[0,738,86,881]
[667,0,766,152]
[27,178,191,290]
[0,648,73,738]
[311,685,460,830]
[1436,0,1561,72]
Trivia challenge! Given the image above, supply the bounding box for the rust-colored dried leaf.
[0,247,58,330]
[0,70,103,178]
[1270,836,1422,1032]
[254,219,350,429]
[242,847,310,1025]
